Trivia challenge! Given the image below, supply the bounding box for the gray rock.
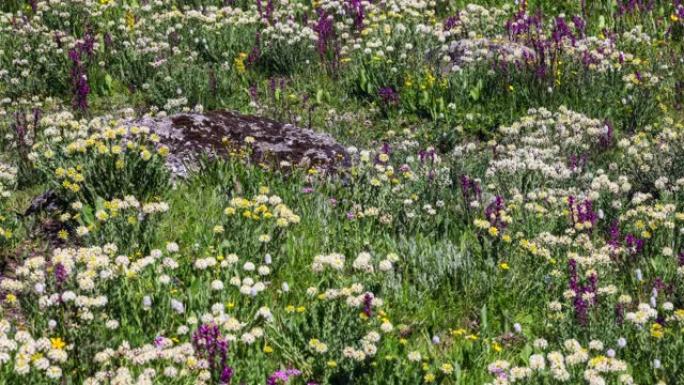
[131,110,349,177]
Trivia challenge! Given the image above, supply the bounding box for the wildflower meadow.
[1,0,684,384]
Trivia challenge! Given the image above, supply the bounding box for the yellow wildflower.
[50,337,66,350]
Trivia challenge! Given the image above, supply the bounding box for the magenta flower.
[266,368,301,385]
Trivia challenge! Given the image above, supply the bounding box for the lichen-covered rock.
[131,110,349,177]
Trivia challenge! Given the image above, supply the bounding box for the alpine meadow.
[2,1,684,385]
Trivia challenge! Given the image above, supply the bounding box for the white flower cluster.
[485,339,634,385]
[487,107,607,182]
[312,252,346,272]
[84,339,198,385]
[0,320,68,380]
[0,162,16,199]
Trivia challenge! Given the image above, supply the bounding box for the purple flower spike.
[192,323,233,383]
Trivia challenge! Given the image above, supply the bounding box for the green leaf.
[104,73,113,92]
[359,68,368,93]
[81,204,95,226]
[519,343,533,362]
[421,90,429,105]
[469,79,483,101]
[480,304,488,332]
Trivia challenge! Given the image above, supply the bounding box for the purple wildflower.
[314,11,335,58]
[600,120,614,149]
[248,32,261,66]
[266,368,301,385]
[485,196,506,230]
[607,221,621,250]
[220,367,234,384]
[54,263,68,286]
[572,16,586,38]
[154,336,166,349]
[363,292,373,318]
[69,48,90,112]
[568,196,597,231]
[192,323,233,384]
[378,87,399,106]
[443,13,460,31]
[568,259,593,326]
[459,175,482,203]
[345,0,365,31]
[249,84,259,103]
[418,148,435,164]
[624,233,644,256]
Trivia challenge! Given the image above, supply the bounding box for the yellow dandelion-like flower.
[488,226,499,237]
[50,338,66,350]
[140,150,152,161]
[126,11,136,30]
[650,323,664,339]
[440,363,454,375]
[234,53,248,74]
[95,210,109,221]
[258,234,271,243]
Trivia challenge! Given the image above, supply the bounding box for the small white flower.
[211,280,224,291]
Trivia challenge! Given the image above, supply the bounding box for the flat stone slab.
[132,110,350,176]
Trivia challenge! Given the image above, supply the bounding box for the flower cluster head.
[266,368,302,385]
[0,162,16,199]
[0,320,68,380]
[0,162,17,243]
[226,192,300,227]
[485,339,633,385]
